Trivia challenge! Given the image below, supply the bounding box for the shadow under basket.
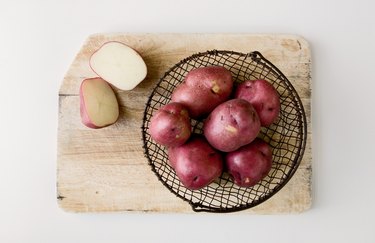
[142,50,307,213]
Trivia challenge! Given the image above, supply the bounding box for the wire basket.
[142,50,307,213]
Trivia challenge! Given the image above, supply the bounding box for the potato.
[90,41,147,91]
[149,102,191,147]
[225,138,272,187]
[234,79,280,126]
[203,99,261,152]
[79,77,119,129]
[168,135,223,190]
[171,66,233,118]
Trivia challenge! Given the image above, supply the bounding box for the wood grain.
[57,33,312,213]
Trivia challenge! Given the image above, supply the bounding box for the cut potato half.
[80,77,119,128]
[89,41,147,90]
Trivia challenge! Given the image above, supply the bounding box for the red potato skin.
[168,135,223,190]
[203,99,261,152]
[149,102,191,147]
[79,77,118,129]
[234,79,280,126]
[171,66,233,118]
[225,138,272,187]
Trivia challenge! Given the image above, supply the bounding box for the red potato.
[171,66,233,118]
[203,99,261,152]
[168,135,223,190]
[149,102,191,147]
[234,79,280,126]
[80,77,119,129]
[90,41,147,91]
[225,138,272,187]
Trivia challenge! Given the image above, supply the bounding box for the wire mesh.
[142,50,307,213]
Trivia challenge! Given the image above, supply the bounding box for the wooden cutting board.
[57,33,312,213]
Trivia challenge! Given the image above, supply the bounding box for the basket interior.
[142,50,307,212]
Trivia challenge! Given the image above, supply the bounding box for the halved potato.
[80,77,119,129]
[90,41,147,91]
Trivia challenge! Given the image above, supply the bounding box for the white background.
[1,0,375,242]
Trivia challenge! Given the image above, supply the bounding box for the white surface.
[1,0,375,242]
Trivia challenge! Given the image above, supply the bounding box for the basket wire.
[142,50,307,213]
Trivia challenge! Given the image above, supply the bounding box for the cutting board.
[57,33,312,213]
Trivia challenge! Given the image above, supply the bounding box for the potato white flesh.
[90,42,147,91]
[80,78,119,128]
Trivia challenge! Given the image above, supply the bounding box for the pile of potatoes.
[149,65,280,190]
